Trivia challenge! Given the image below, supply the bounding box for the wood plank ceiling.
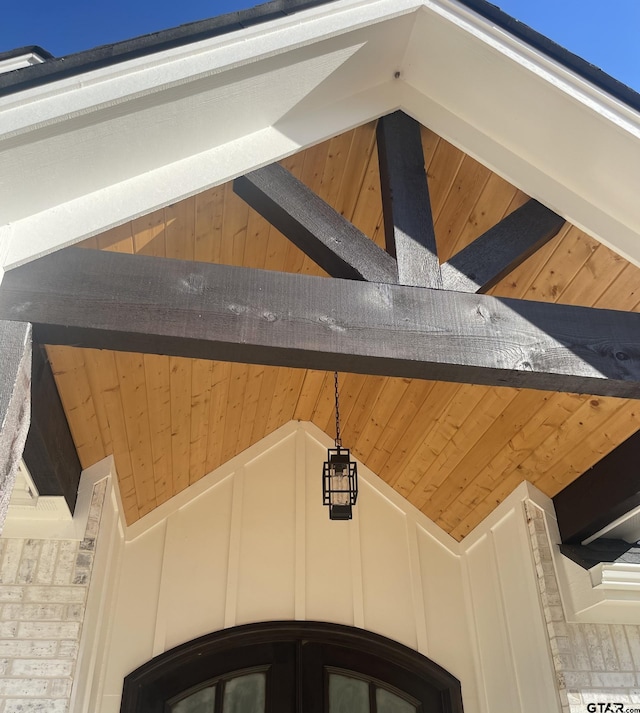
[45,120,640,540]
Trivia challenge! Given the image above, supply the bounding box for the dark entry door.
[120,621,464,713]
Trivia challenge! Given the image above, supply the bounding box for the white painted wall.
[86,422,566,713]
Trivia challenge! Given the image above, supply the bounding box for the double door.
[120,622,464,713]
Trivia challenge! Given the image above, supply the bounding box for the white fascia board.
[0,0,421,135]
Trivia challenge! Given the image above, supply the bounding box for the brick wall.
[526,501,640,713]
[0,479,106,713]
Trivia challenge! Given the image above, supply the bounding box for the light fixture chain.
[333,371,341,448]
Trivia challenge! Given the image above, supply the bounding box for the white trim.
[71,474,126,713]
[523,483,640,625]
[591,563,640,591]
[1,457,115,540]
[294,427,307,621]
[0,52,46,75]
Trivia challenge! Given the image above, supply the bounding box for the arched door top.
[120,621,464,713]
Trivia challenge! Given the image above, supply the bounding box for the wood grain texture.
[10,121,637,537]
[377,111,441,288]
[441,201,565,293]
[234,164,397,283]
[4,247,640,398]
[23,344,82,510]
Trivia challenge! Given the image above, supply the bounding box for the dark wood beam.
[559,540,640,569]
[377,111,441,289]
[0,320,31,530]
[440,201,565,293]
[554,429,640,544]
[234,163,398,284]
[23,344,82,512]
[1,248,640,397]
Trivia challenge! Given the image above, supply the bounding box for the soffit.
[44,120,640,540]
[2,1,640,274]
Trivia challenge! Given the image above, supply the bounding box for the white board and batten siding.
[94,422,559,713]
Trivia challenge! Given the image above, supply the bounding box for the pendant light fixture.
[322,372,358,520]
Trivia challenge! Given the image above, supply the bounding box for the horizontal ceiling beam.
[1,248,639,397]
[234,163,398,284]
[23,343,82,513]
[553,429,640,544]
[440,200,566,293]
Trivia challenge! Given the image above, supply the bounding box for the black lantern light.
[323,372,358,520]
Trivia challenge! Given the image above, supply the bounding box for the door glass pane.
[376,688,416,713]
[171,685,216,713]
[328,673,369,713]
[222,672,266,713]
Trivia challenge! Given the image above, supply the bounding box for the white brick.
[0,587,24,603]
[4,699,68,712]
[553,653,575,671]
[11,659,73,677]
[56,641,78,659]
[17,540,41,585]
[48,679,72,697]
[590,671,636,688]
[51,543,78,586]
[16,622,79,640]
[597,624,620,671]
[0,678,48,696]
[562,671,591,688]
[64,605,83,622]
[0,541,23,584]
[611,624,634,671]
[35,542,59,585]
[0,641,57,657]
[570,626,592,671]
[583,623,606,671]
[24,588,85,605]
[626,626,640,670]
[1,604,64,621]
[0,621,18,637]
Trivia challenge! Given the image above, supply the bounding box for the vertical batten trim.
[151,518,171,657]
[487,525,523,708]
[460,538,493,713]
[225,468,244,628]
[294,426,307,620]
[407,519,429,655]
[90,487,126,711]
[351,503,365,629]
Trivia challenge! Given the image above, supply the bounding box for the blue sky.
[2,0,639,92]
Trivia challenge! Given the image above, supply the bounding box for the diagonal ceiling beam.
[234,163,398,284]
[1,248,640,398]
[440,200,566,293]
[377,111,442,289]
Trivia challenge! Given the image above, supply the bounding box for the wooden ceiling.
[45,120,640,540]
